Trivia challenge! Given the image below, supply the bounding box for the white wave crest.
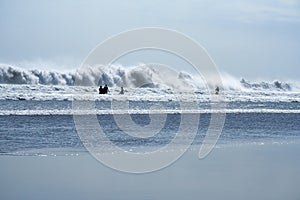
[0,63,299,92]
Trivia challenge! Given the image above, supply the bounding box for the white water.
[0,63,300,116]
[1,63,300,90]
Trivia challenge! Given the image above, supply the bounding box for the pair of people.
[98,85,125,95]
[99,84,109,94]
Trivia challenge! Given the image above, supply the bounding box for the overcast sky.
[0,0,299,80]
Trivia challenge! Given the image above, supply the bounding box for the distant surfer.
[119,86,124,94]
[215,86,220,95]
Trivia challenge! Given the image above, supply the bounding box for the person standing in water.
[215,86,220,95]
[119,86,124,94]
[99,86,103,94]
[103,84,109,94]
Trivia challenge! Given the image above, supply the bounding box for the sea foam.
[0,64,299,92]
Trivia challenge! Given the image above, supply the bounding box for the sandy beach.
[1,143,299,200]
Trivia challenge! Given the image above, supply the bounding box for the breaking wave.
[0,64,299,91]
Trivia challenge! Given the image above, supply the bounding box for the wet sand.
[1,144,300,200]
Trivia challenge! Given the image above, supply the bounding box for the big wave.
[0,64,299,91]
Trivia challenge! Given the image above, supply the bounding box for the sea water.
[1,89,300,156]
[0,64,300,156]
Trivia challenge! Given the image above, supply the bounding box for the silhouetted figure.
[99,86,103,94]
[119,86,124,94]
[215,86,220,95]
[103,84,109,94]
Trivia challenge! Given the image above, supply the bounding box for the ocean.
[0,64,300,157]
[1,64,300,200]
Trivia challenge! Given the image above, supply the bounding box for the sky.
[0,0,299,80]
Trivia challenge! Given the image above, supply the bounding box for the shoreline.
[1,143,299,200]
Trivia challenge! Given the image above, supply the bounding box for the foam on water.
[1,108,300,116]
[0,83,299,102]
[1,63,300,104]
[1,64,300,156]
[1,63,300,90]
